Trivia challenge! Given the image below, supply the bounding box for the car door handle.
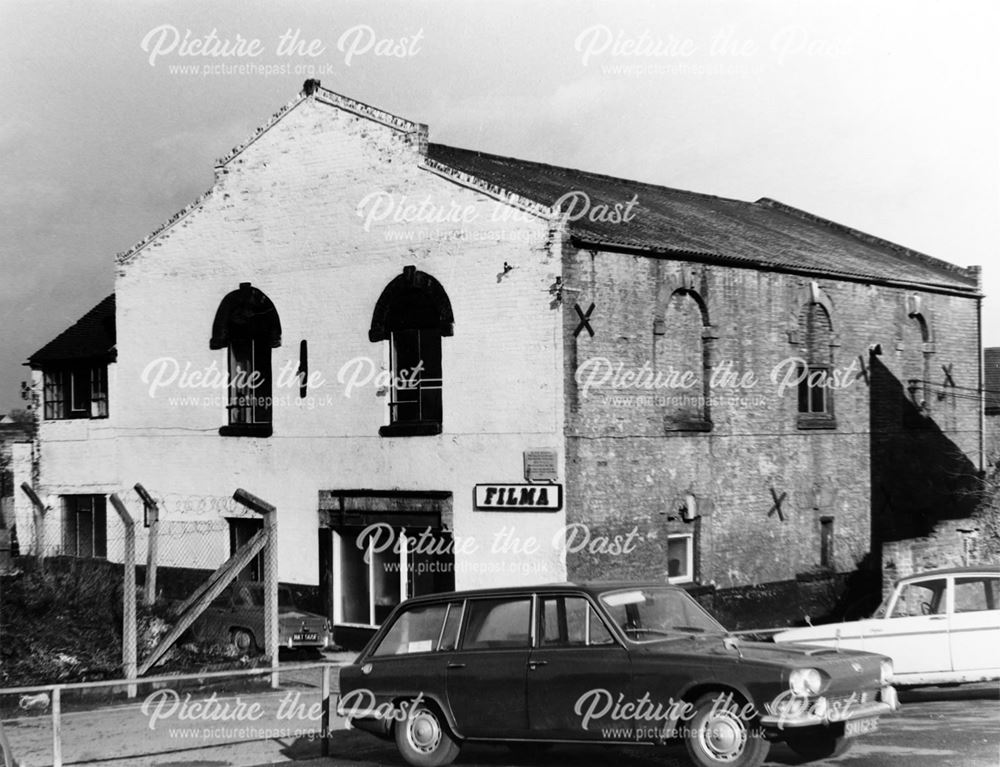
[447,662,466,669]
[929,615,947,621]
[528,660,548,669]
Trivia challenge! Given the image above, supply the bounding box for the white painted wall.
[36,93,567,588]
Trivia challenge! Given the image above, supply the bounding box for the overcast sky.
[1,0,998,414]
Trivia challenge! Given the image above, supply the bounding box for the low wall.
[688,569,882,631]
[882,519,995,597]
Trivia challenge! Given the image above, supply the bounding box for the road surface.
[1,676,996,766]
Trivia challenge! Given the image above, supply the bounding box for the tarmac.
[1,651,361,767]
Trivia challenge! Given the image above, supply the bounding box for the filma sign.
[474,484,563,512]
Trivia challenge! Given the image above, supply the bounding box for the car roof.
[897,565,1000,581]
[396,581,681,604]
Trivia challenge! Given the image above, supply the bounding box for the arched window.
[210,282,281,437]
[796,301,835,427]
[655,289,711,430]
[370,266,454,437]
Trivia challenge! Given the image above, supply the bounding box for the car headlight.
[789,668,823,696]
[880,659,894,685]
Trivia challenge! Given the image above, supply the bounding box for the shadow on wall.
[869,355,982,547]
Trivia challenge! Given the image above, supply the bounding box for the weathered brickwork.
[562,248,982,590]
[882,519,991,598]
[989,416,1000,461]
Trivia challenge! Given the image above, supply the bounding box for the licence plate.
[845,716,879,738]
[293,632,318,642]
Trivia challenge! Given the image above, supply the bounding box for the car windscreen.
[598,587,725,641]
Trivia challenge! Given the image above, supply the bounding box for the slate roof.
[27,294,116,366]
[986,348,1000,415]
[426,143,979,293]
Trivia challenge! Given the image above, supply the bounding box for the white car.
[775,566,1000,686]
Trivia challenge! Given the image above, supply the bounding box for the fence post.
[0,718,17,767]
[321,664,331,756]
[109,494,138,699]
[233,489,278,688]
[135,483,159,606]
[51,687,62,767]
[19,483,47,559]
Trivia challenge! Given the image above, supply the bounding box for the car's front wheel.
[394,702,461,767]
[685,692,770,767]
[785,731,853,759]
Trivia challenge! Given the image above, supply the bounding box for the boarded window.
[656,290,708,428]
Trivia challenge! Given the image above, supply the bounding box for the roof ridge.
[427,142,744,205]
[755,198,979,286]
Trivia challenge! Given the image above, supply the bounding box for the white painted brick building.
[22,82,569,641]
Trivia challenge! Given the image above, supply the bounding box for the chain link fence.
[14,491,245,577]
[1,488,281,692]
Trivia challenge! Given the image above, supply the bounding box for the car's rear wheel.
[394,701,460,767]
[785,731,853,759]
[229,628,257,655]
[685,692,769,767]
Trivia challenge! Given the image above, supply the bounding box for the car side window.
[954,577,1000,613]
[462,598,531,650]
[540,596,614,647]
[372,603,449,657]
[890,579,946,618]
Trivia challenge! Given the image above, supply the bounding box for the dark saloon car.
[338,582,898,767]
[187,582,332,654]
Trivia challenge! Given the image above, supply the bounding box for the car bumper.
[760,685,899,729]
[281,634,332,650]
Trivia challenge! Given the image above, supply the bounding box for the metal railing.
[0,661,341,767]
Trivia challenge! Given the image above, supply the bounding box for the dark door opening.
[228,517,263,581]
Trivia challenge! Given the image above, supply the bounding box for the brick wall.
[881,519,990,597]
[987,415,1000,462]
[561,248,981,590]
